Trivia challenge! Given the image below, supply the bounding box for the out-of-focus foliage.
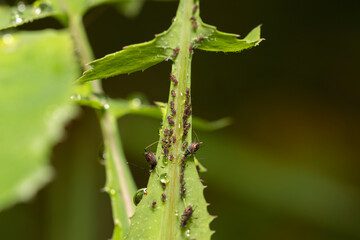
[0,30,78,211]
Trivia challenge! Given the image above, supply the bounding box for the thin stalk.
[66,10,136,235]
[161,0,193,238]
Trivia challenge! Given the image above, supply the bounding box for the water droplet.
[2,34,14,45]
[103,103,109,109]
[175,210,179,216]
[10,11,23,24]
[180,92,183,96]
[110,188,116,196]
[70,95,75,100]
[76,94,81,100]
[17,2,26,12]
[131,98,141,108]
[114,219,120,225]
[133,188,147,206]
[186,229,191,237]
[33,2,52,15]
[160,173,169,185]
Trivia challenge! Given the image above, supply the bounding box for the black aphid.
[162,193,166,202]
[181,205,194,227]
[184,142,201,158]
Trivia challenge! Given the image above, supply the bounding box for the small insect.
[181,162,186,172]
[184,142,201,158]
[164,128,168,136]
[172,136,176,143]
[169,129,174,136]
[181,187,186,197]
[190,16,196,21]
[172,109,176,116]
[170,73,177,82]
[152,201,157,208]
[192,21,198,29]
[189,45,193,54]
[162,183,166,189]
[171,47,180,59]
[186,88,190,96]
[168,116,175,126]
[196,37,204,43]
[192,4,198,13]
[170,154,174,161]
[170,101,175,109]
[144,142,158,171]
[171,90,176,97]
[162,193,167,202]
[181,182,186,188]
[180,173,184,181]
[144,151,157,170]
[183,141,188,149]
[196,165,200,171]
[183,130,188,138]
[181,205,194,227]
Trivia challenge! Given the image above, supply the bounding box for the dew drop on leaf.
[2,34,14,45]
[133,188,147,206]
[17,1,26,12]
[10,11,23,24]
[160,173,169,185]
[33,1,52,15]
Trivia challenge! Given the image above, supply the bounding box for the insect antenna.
[144,141,159,151]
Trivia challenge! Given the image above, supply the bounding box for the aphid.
[193,22,198,29]
[183,141,188,149]
[170,154,174,161]
[181,188,186,197]
[181,205,194,227]
[170,73,177,82]
[190,16,196,21]
[168,116,175,126]
[170,101,175,109]
[169,129,174,136]
[184,123,191,130]
[183,130,188,138]
[172,109,176,116]
[196,37,204,43]
[192,4,198,13]
[181,162,186,172]
[189,45,193,54]
[152,201,157,208]
[162,193,166,202]
[180,173,184,181]
[162,183,166,189]
[162,139,168,145]
[171,90,176,97]
[184,142,201,157]
[181,182,186,188]
[164,128,168,136]
[185,96,190,104]
[172,136,176,143]
[171,47,180,58]
[186,88,190,96]
[163,147,169,157]
[196,165,200,171]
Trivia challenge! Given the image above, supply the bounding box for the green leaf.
[0,1,61,30]
[0,30,78,211]
[196,23,263,52]
[79,3,262,82]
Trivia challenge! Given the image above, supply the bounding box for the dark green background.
[1,0,360,239]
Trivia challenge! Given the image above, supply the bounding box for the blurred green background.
[1,0,360,239]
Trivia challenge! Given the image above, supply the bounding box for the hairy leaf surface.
[0,30,78,211]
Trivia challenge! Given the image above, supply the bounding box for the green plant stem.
[161,0,193,238]
[67,12,136,235]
